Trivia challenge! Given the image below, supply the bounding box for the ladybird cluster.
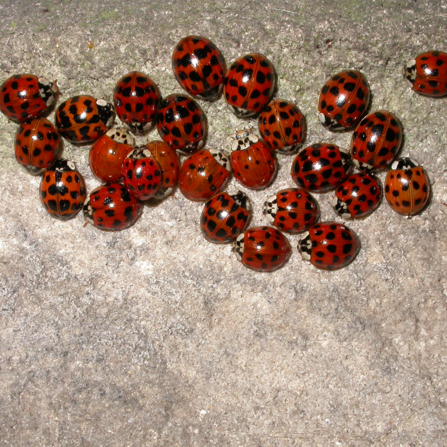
[1,40,438,272]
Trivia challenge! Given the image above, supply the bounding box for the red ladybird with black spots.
[89,126,135,183]
[113,71,161,134]
[40,159,86,221]
[200,191,251,244]
[84,183,143,231]
[404,51,447,97]
[224,53,276,118]
[298,221,361,270]
[264,188,320,234]
[179,148,231,201]
[230,129,277,190]
[0,74,58,122]
[145,140,180,199]
[15,117,61,175]
[122,147,162,201]
[333,173,382,219]
[290,143,352,192]
[56,95,115,143]
[351,110,402,171]
[233,226,291,272]
[156,94,207,154]
[384,157,430,216]
[318,70,370,130]
[258,99,306,154]
[172,36,226,101]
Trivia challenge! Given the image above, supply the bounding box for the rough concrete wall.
[0,0,446,445]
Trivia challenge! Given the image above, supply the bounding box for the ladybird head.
[126,120,153,135]
[229,128,258,151]
[233,232,245,261]
[128,146,153,160]
[263,194,278,223]
[38,78,59,107]
[338,147,354,174]
[209,148,231,171]
[96,99,116,127]
[83,197,94,226]
[52,159,76,172]
[332,195,351,219]
[391,157,419,171]
[403,59,417,85]
[318,112,345,131]
[231,190,251,211]
[298,231,312,261]
[106,126,135,145]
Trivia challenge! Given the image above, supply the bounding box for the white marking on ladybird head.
[233,233,245,261]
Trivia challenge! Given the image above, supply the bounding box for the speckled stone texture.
[1,1,447,445]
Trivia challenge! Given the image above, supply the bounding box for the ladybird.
[298,221,361,270]
[384,158,430,216]
[113,71,161,134]
[55,95,115,143]
[156,94,207,154]
[89,126,135,183]
[178,148,231,201]
[145,140,180,199]
[290,143,352,192]
[172,36,226,101]
[122,147,162,201]
[0,74,58,122]
[258,99,306,154]
[230,129,277,190]
[14,117,61,175]
[224,53,276,118]
[200,191,251,244]
[40,159,86,221]
[233,226,291,272]
[318,70,370,130]
[84,183,143,231]
[404,51,447,97]
[264,188,320,234]
[333,173,382,219]
[351,111,403,171]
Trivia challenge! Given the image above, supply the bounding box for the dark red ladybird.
[56,95,115,143]
[384,158,430,216]
[14,117,60,175]
[156,94,207,154]
[113,71,161,133]
[172,35,226,101]
[264,188,320,234]
[84,183,143,231]
[333,173,382,219]
[404,51,447,97]
[224,53,276,118]
[179,148,231,202]
[258,99,306,154]
[233,226,291,272]
[0,74,58,122]
[298,221,361,270]
[290,143,352,192]
[230,129,277,190]
[318,70,370,130]
[122,147,162,201]
[89,127,135,183]
[40,159,86,221]
[145,140,180,199]
[200,191,251,244]
[351,110,403,171]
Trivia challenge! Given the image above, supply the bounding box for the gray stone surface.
[1,0,447,445]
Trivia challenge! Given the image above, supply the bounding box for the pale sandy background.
[1,1,446,445]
